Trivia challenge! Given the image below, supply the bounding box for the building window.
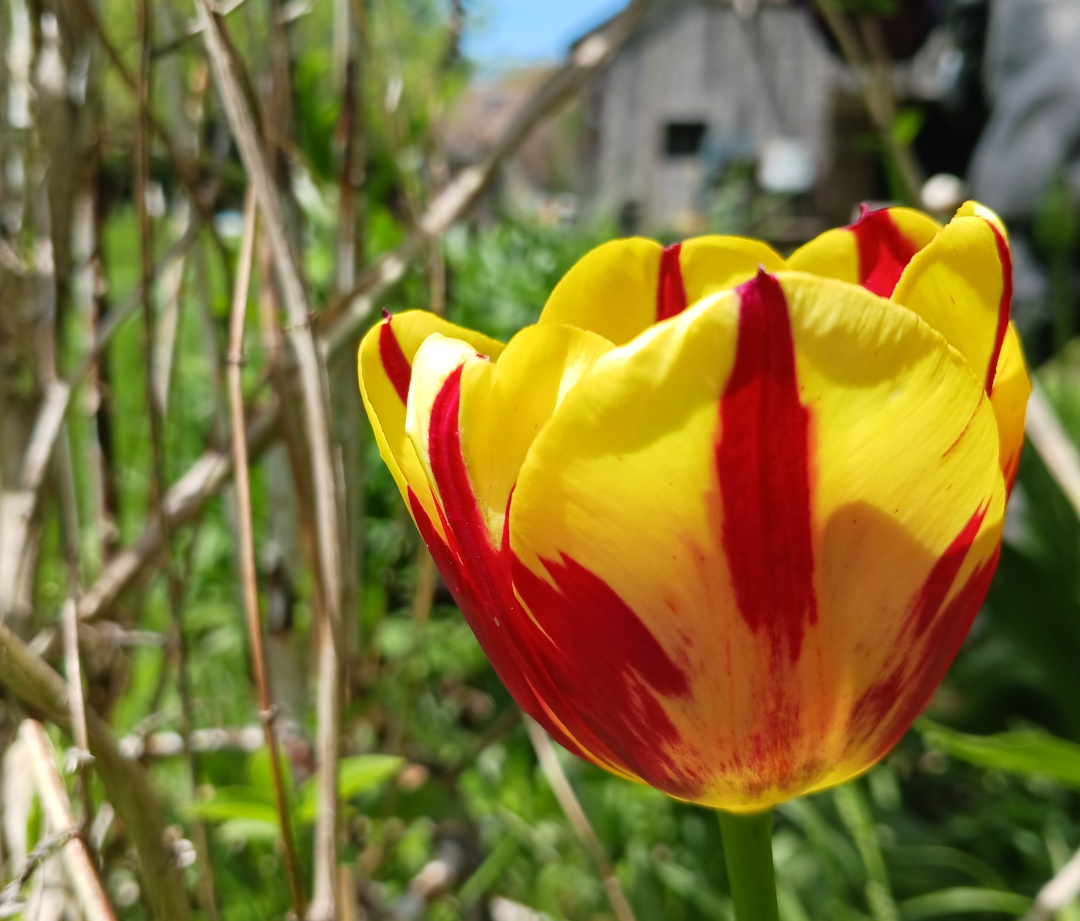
[664,121,707,158]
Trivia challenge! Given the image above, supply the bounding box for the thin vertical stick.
[62,596,94,820]
[196,7,346,917]
[332,0,366,739]
[55,425,95,824]
[133,2,219,917]
[523,718,639,921]
[1026,385,1080,519]
[226,186,307,917]
[20,720,118,921]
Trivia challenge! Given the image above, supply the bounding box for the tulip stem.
[718,808,780,921]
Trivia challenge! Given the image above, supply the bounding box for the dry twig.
[69,0,233,282]
[323,0,652,351]
[195,4,347,915]
[524,718,638,921]
[3,226,201,621]
[0,622,190,920]
[1025,384,1080,519]
[1020,844,1080,921]
[18,720,116,921]
[134,2,218,913]
[226,188,307,916]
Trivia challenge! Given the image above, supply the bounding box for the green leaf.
[248,748,296,811]
[884,845,1007,891]
[215,818,283,846]
[654,860,730,921]
[25,794,42,855]
[891,108,924,147]
[919,720,1080,789]
[834,783,898,921]
[296,755,405,824]
[898,887,1032,919]
[189,787,278,825]
[458,836,521,910]
[337,754,405,798]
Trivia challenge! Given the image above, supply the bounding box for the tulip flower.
[358,201,1029,914]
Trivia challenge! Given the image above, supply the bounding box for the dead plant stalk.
[134,1,218,915]
[226,188,307,916]
[19,720,117,921]
[0,620,190,921]
[195,4,346,916]
[524,717,638,921]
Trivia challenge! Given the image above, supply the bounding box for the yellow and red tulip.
[358,201,1030,812]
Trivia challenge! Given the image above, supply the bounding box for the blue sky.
[463,0,626,66]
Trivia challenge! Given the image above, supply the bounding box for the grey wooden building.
[580,0,840,232]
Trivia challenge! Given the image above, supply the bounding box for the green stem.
[718,808,780,921]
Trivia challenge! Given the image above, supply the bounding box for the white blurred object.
[921,173,968,213]
[491,898,553,921]
[757,138,816,194]
[214,210,246,240]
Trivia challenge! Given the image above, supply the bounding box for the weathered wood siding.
[589,1,838,230]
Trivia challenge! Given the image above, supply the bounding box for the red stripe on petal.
[379,319,412,404]
[512,553,704,799]
[656,243,688,322]
[985,223,1013,395]
[852,547,999,763]
[852,207,922,298]
[942,406,980,459]
[420,364,707,799]
[406,485,587,758]
[422,372,669,781]
[906,505,987,636]
[718,271,817,663]
[427,365,501,577]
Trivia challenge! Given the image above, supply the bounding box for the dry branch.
[135,2,219,911]
[226,188,307,916]
[70,0,233,279]
[811,0,923,204]
[3,228,201,621]
[19,720,116,921]
[195,4,347,915]
[1021,843,1080,921]
[524,718,638,921]
[0,622,190,921]
[1025,384,1080,520]
[76,402,279,622]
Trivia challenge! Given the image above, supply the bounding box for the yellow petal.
[788,205,940,297]
[406,324,613,547]
[357,310,503,538]
[508,270,1003,809]
[403,324,646,779]
[677,235,786,305]
[990,323,1031,490]
[539,238,663,344]
[891,200,1012,394]
[539,236,784,344]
